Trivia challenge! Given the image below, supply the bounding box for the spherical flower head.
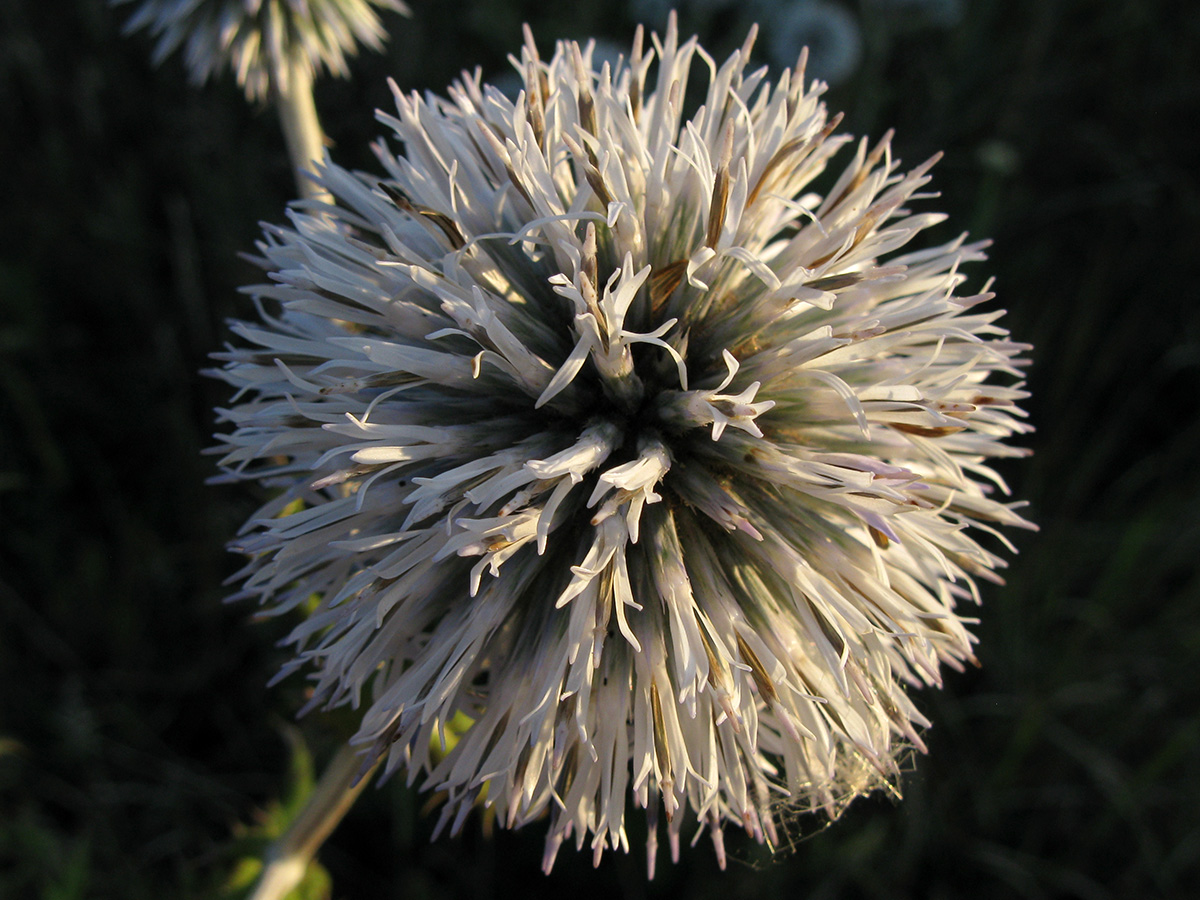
[114,0,410,101]
[211,17,1034,875]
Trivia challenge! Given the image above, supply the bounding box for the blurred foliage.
[1,0,1198,898]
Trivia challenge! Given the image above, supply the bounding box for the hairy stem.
[249,744,378,900]
[273,56,333,204]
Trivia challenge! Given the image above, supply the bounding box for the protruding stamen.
[705,120,735,249]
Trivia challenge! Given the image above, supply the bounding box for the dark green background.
[2,1,1197,897]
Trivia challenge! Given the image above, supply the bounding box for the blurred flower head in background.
[630,0,864,87]
[629,0,740,25]
[112,0,410,100]
[872,0,964,28]
[761,1,863,86]
[211,15,1033,875]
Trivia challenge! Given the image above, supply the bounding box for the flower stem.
[248,744,378,900]
[273,56,333,204]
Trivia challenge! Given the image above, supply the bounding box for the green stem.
[248,744,378,900]
[273,57,333,204]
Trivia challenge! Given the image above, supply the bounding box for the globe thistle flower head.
[211,16,1033,875]
[114,0,410,101]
